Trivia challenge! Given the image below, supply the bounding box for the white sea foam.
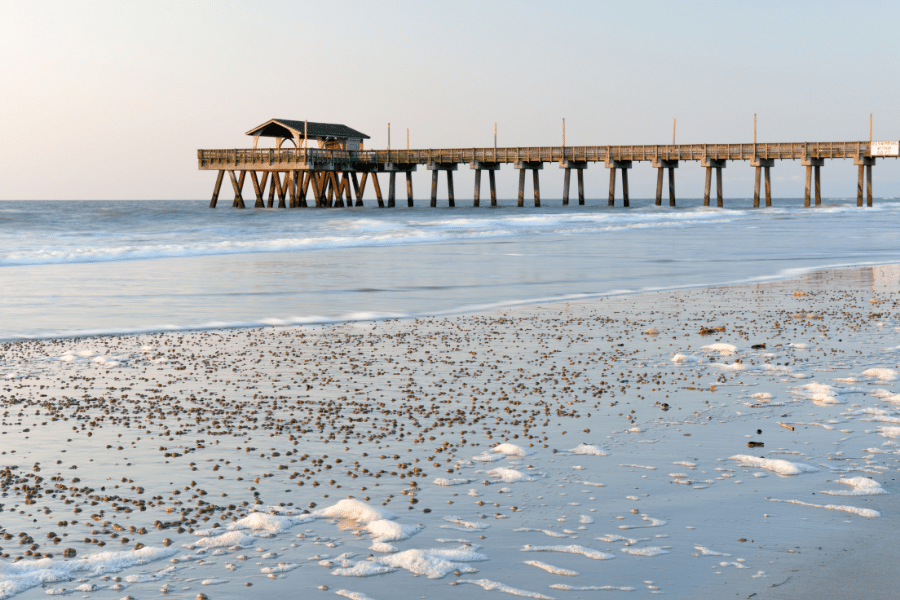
[227,511,315,534]
[694,546,731,557]
[618,515,667,530]
[729,455,818,475]
[671,354,701,364]
[565,443,609,456]
[433,477,474,486]
[862,368,897,381]
[491,443,534,457]
[821,477,888,496]
[877,426,900,439]
[487,467,538,482]
[443,516,490,531]
[767,498,880,518]
[335,589,381,600]
[0,546,176,600]
[521,545,614,560]
[376,547,488,579]
[523,560,579,576]
[620,547,669,556]
[188,531,255,549]
[313,499,396,524]
[365,520,424,545]
[549,584,635,591]
[453,579,554,599]
[701,343,738,355]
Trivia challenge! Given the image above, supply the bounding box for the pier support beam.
[351,172,362,207]
[604,160,632,207]
[801,158,824,207]
[388,172,396,208]
[250,171,264,208]
[515,161,543,207]
[428,163,457,207]
[700,159,726,207]
[651,160,678,207]
[298,172,308,208]
[750,158,774,208]
[229,170,246,209]
[406,171,413,207]
[371,173,384,208]
[210,170,225,208]
[489,170,497,207]
[560,161,587,206]
[379,163,416,208]
[854,156,875,207]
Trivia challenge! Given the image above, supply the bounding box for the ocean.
[1,196,899,599]
[2,196,899,340]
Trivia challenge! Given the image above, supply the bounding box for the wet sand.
[1,265,899,599]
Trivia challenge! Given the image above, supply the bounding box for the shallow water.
[1,198,900,339]
[0,268,898,599]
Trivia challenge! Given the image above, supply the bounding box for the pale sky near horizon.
[2,0,899,200]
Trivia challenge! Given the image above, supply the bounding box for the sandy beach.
[0,264,897,599]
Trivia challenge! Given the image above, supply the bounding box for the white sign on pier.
[870,141,899,157]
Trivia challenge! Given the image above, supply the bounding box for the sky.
[2,0,899,200]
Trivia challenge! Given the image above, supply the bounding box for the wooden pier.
[199,120,898,209]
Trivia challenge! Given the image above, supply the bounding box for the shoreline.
[0,264,898,598]
[6,259,900,343]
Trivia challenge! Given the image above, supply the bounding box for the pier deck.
[197,140,897,209]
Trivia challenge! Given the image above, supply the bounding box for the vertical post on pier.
[371,173,384,208]
[715,167,723,208]
[312,173,322,208]
[814,166,821,206]
[655,168,663,206]
[327,173,337,208]
[764,167,772,207]
[250,171,263,208]
[804,166,812,208]
[866,164,873,207]
[350,172,361,207]
[406,171,414,207]
[299,172,309,208]
[489,170,497,206]
[474,169,482,207]
[431,170,439,207]
[857,165,864,207]
[290,171,299,208]
[273,172,285,208]
[447,171,455,207]
[518,169,526,207]
[577,169,584,205]
[332,173,344,208]
[267,172,277,208]
[621,168,629,208]
[533,169,540,207]
[668,167,676,207]
[229,170,246,209]
[388,172,396,208]
[210,170,224,208]
[753,167,761,208]
[703,168,712,207]
[608,168,616,207]
[563,168,571,206]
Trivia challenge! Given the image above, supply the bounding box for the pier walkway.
[198,140,898,209]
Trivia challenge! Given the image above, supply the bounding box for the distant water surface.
[1,197,898,339]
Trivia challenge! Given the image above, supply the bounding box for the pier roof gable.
[245,119,370,140]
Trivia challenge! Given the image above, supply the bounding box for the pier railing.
[198,141,878,170]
